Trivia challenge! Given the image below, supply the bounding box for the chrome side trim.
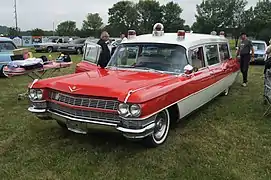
[30,99,46,103]
[48,110,118,127]
[122,70,240,121]
[0,62,9,64]
[116,123,155,134]
[29,79,39,89]
[124,90,134,103]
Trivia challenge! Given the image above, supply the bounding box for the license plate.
[66,120,87,134]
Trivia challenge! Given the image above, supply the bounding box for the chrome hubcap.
[153,112,167,140]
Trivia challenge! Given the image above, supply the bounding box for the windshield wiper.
[134,67,165,74]
[108,65,166,74]
[116,65,135,68]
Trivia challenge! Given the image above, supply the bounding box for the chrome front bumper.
[28,106,156,139]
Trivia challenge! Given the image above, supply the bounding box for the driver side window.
[190,47,205,69]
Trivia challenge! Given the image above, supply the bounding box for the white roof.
[122,33,228,49]
[252,40,266,44]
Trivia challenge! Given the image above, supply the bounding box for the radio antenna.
[14,0,18,31]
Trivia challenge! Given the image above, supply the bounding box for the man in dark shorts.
[236,32,254,87]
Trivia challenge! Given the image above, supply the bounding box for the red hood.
[32,68,181,102]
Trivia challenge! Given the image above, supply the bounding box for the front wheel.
[143,109,170,148]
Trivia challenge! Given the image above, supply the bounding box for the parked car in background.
[251,40,267,64]
[0,37,17,77]
[57,38,87,55]
[28,23,240,147]
[34,37,70,53]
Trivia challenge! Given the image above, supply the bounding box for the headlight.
[130,104,141,117]
[118,103,129,115]
[29,89,43,100]
[118,103,141,117]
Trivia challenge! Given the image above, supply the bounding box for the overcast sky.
[0,0,258,31]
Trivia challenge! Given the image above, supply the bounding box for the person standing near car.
[236,32,254,87]
[120,33,127,42]
[97,31,111,68]
[264,39,271,74]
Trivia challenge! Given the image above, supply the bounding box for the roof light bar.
[127,30,136,39]
[152,23,164,36]
[177,30,185,40]
[210,31,217,35]
[219,31,225,37]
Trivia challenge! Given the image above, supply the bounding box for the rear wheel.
[223,87,230,96]
[0,66,8,78]
[47,46,53,53]
[76,48,82,55]
[143,109,170,148]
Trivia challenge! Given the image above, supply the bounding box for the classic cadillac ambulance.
[28,23,239,147]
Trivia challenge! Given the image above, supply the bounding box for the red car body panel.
[75,61,98,73]
[30,58,239,118]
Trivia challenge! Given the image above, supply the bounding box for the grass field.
[0,51,271,180]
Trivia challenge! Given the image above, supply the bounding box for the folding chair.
[263,69,271,117]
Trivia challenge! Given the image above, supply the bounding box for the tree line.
[3,0,271,44]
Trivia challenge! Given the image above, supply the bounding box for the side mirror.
[184,64,193,75]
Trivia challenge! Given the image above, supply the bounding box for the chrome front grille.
[48,102,121,123]
[49,91,119,111]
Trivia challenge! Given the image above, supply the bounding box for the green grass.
[0,51,271,180]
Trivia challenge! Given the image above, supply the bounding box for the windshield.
[252,43,266,51]
[0,41,16,52]
[107,43,188,74]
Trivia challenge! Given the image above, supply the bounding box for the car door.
[204,43,227,96]
[219,42,233,77]
[178,46,216,118]
[75,42,101,73]
[219,42,240,86]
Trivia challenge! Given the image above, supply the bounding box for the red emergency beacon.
[127,30,136,39]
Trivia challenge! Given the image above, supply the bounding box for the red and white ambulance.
[28,23,240,147]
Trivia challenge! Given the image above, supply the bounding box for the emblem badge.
[68,86,80,93]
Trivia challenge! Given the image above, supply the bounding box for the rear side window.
[219,43,230,61]
[190,46,205,69]
[205,44,220,65]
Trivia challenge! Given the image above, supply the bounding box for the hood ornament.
[68,85,80,93]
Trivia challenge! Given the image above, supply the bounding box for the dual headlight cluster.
[118,103,141,117]
[29,89,43,100]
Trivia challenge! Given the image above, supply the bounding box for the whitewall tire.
[0,66,8,77]
[143,109,170,148]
